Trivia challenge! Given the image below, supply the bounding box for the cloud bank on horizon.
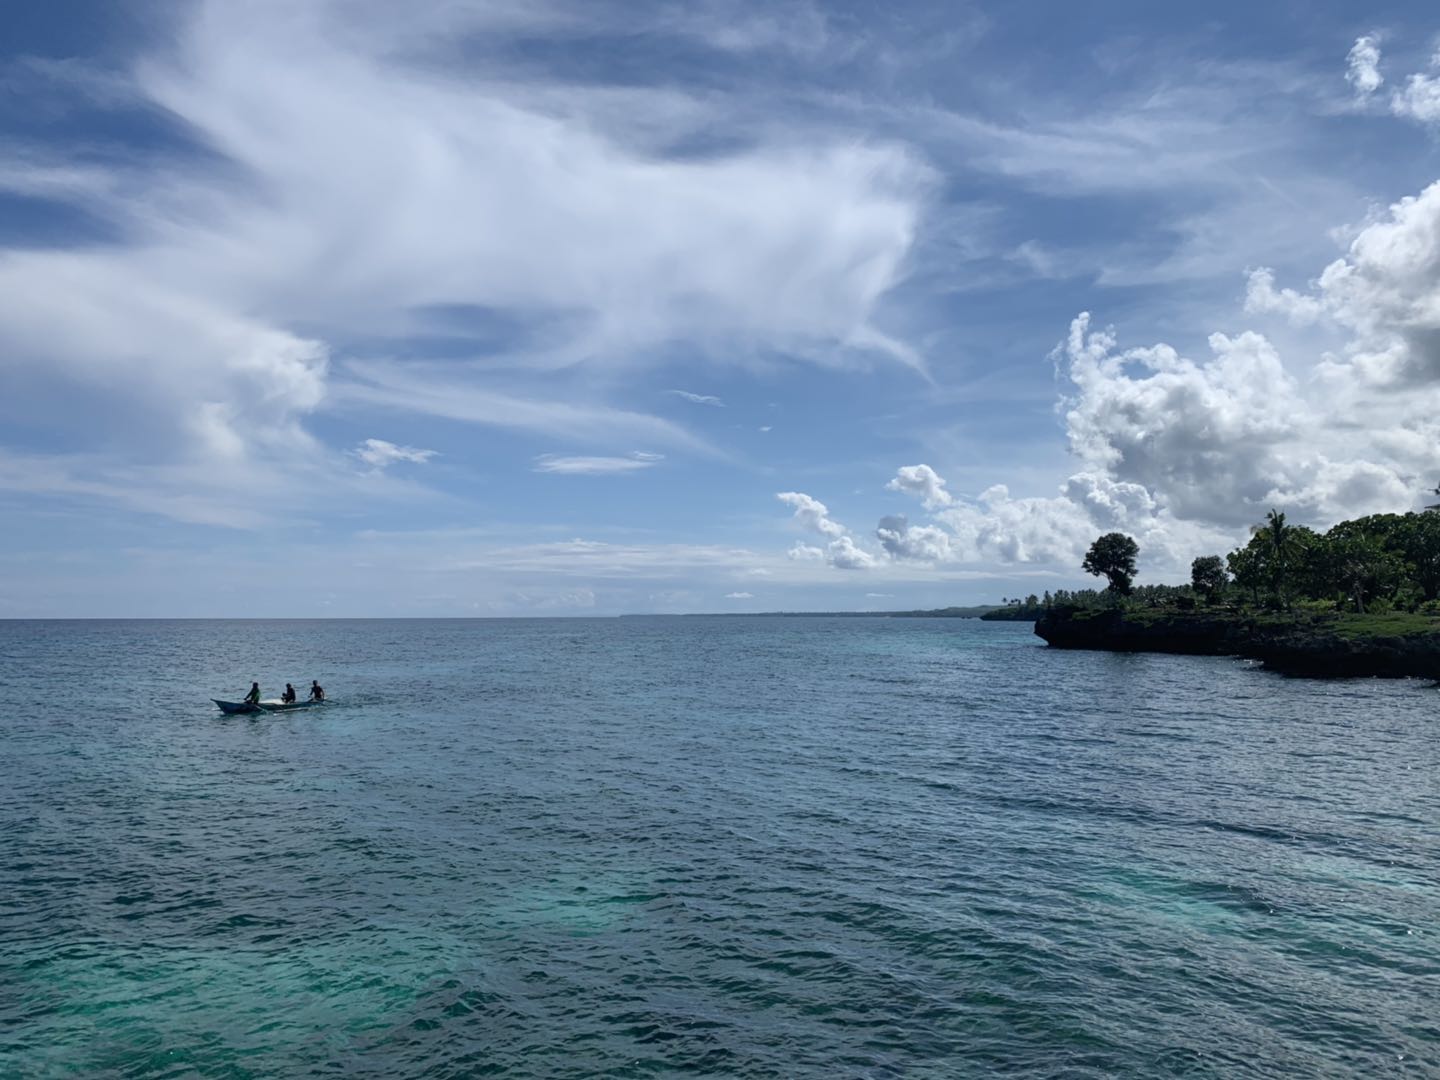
[3,1,1440,615]
[786,177,1440,576]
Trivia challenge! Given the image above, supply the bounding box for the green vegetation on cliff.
[1036,508,1440,678]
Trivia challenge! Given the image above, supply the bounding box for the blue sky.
[3,0,1440,616]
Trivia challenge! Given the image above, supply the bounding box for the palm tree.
[1261,509,1302,606]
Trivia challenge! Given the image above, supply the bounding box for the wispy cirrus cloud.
[0,0,926,521]
[340,361,715,454]
[11,3,1440,616]
[533,452,664,475]
[668,390,726,407]
[1345,36,1384,97]
[1341,36,1440,128]
[1391,59,1440,126]
[354,438,436,470]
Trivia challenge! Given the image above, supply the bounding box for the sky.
[4,0,1440,616]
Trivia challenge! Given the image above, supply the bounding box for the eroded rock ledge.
[1033,607,1440,679]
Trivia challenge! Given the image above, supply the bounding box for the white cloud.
[655,2,839,59]
[724,591,754,599]
[1392,61,1440,126]
[1061,316,1309,525]
[885,463,954,509]
[0,443,430,529]
[825,534,877,570]
[354,438,436,469]
[342,361,713,453]
[784,175,1440,581]
[1061,473,1157,530]
[875,515,954,561]
[776,491,847,538]
[0,251,328,460]
[1272,181,1440,387]
[669,390,726,407]
[787,542,826,561]
[0,0,927,521]
[533,452,664,474]
[1363,42,1440,127]
[1393,76,1440,125]
[434,535,771,579]
[1346,36,1383,97]
[773,492,884,569]
[934,484,1095,565]
[1243,267,1325,324]
[1053,308,1423,535]
[132,1,926,361]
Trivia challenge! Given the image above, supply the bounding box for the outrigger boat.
[213,698,326,715]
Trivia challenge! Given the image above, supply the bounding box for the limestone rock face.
[1034,607,1440,679]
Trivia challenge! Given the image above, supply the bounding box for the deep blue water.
[1,617,1437,1077]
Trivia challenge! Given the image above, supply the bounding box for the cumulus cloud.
[724,591,754,599]
[931,483,1099,565]
[776,491,847,538]
[875,514,954,561]
[354,438,436,469]
[885,463,954,509]
[533,451,664,474]
[1243,267,1325,325]
[775,490,887,569]
[782,174,1440,581]
[1268,181,1440,387]
[1061,316,1310,525]
[1346,36,1384,97]
[825,535,878,570]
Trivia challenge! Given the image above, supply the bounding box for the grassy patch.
[1328,612,1440,640]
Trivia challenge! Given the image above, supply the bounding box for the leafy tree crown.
[1082,532,1139,594]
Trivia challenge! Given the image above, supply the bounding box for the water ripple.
[1,617,1437,1077]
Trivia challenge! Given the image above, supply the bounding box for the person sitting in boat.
[281,683,296,704]
[309,680,325,702]
[244,682,261,705]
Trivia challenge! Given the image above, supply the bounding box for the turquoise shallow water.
[1,616,1437,1077]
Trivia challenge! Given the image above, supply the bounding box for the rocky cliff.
[1033,607,1440,678]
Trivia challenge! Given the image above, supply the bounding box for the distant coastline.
[641,605,1008,619]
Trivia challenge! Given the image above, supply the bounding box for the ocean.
[1,617,1436,1077]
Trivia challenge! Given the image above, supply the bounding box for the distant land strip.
[622,606,1010,619]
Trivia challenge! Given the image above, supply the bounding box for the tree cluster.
[1063,510,1440,616]
[1221,510,1440,612]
